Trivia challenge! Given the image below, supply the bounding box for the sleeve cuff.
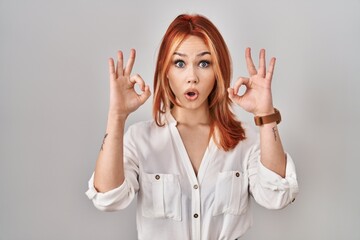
[258,153,299,195]
[85,173,134,209]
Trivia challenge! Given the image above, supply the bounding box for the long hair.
[153,14,245,151]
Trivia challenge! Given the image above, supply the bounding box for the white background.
[1,0,359,239]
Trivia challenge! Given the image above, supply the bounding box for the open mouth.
[184,90,199,100]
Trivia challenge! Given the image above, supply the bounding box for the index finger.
[245,48,257,76]
[124,49,136,76]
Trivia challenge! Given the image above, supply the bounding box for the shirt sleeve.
[85,126,140,212]
[85,172,137,211]
[247,142,299,210]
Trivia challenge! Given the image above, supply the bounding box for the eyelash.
[174,60,185,68]
[199,60,210,68]
[174,60,211,68]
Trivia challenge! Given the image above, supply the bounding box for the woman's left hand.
[228,48,276,116]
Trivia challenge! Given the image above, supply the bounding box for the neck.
[171,105,211,127]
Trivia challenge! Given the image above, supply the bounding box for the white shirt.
[86,112,299,240]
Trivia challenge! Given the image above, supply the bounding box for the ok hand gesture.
[228,48,276,116]
[108,49,151,118]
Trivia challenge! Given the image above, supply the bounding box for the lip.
[184,88,199,101]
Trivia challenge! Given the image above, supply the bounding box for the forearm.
[259,121,286,178]
[94,113,127,192]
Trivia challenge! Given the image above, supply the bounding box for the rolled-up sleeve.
[85,173,137,211]
[248,143,299,210]
[85,126,140,211]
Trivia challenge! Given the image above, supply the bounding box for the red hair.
[153,14,245,151]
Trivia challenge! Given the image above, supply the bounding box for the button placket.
[191,180,201,239]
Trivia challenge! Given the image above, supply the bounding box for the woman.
[86,14,299,240]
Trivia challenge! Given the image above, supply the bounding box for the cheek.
[167,71,184,93]
[167,71,175,90]
[202,72,216,89]
[168,78,181,96]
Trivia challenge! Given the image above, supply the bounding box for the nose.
[187,78,198,84]
[186,66,199,84]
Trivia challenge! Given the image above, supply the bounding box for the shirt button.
[155,175,160,180]
[193,213,199,218]
[193,184,198,189]
[235,172,240,177]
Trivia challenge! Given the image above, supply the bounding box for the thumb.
[227,87,244,105]
[138,85,151,104]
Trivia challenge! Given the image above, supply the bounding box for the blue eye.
[199,60,210,68]
[174,60,185,68]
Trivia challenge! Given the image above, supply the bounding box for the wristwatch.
[254,108,281,126]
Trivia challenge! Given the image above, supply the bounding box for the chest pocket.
[212,170,249,216]
[140,173,182,221]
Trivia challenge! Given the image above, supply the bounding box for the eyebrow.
[173,51,211,57]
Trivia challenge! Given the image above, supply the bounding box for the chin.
[180,101,208,111]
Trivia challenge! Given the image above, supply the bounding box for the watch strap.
[254,108,281,126]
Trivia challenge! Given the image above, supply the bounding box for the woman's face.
[167,35,216,111]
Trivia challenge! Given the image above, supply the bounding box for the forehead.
[174,35,209,54]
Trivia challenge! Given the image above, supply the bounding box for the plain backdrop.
[1,0,359,239]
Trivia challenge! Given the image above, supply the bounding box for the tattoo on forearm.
[272,127,277,141]
[100,133,108,151]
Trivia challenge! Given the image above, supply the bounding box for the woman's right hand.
[108,49,151,118]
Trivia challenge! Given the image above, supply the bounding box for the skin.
[94,37,286,192]
[228,48,286,177]
[94,49,151,192]
[167,36,216,175]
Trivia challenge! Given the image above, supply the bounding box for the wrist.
[106,114,127,136]
[254,108,281,126]
[254,108,275,116]
[108,111,128,122]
